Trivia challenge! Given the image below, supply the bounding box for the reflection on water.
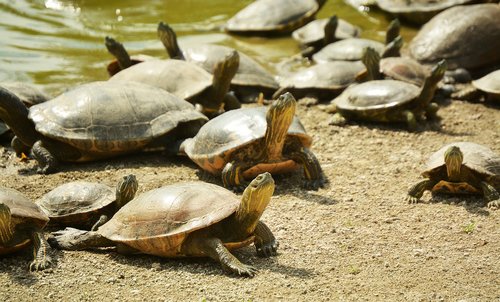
[0,0,417,95]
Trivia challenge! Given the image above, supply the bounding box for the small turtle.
[409,4,500,70]
[374,0,482,25]
[406,142,500,208]
[180,92,324,191]
[452,69,500,103]
[273,60,365,101]
[36,175,139,230]
[225,0,326,36]
[109,50,240,116]
[0,81,207,173]
[157,22,278,102]
[292,15,362,57]
[0,187,52,271]
[105,36,156,76]
[312,19,402,64]
[330,60,446,130]
[49,173,278,277]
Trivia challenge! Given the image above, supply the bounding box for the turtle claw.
[256,240,278,258]
[48,227,88,250]
[29,256,52,271]
[406,195,420,204]
[224,263,258,277]
[487,200,499,209]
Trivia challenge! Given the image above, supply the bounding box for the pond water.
[0,0,418,95]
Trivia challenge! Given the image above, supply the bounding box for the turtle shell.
[1,82,49,107]
[182,44,278,93]
[292,17,361,46]
[183,107,311,175]
[380,57,430,86]
[375,0,477,25]
[109,60,212,101]
[97,182,241,257]
[28,81,207,160]
[409,4,500,70]
[36,181,115,226]
[333,80,420,114]
[473,70,500,95]
[312,38,385,63]
[225,0,323,35]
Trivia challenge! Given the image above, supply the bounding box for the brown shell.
[109,60,212,100]
[380,57,430,86]
[28,81,207,160]
[98,182,240,257]
[225,0,322,35]
[424,142,500,178]
[409,4,500,70]
[0,187,49,229]
[36,181,114,219]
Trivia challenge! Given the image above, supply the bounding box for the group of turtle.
[0,0,499,277]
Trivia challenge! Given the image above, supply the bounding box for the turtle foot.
[223,262,258,277]
[405,195,420,204]
[256,240,278,258]
[29,256,52,271]
[48,227,89,250]
[328,113,346,126]
[487,200,499,209]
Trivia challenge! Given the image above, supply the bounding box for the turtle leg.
[90,215,109,231]
[480,181,500,209]
[425,102,439,120]
[223,92,241,111]
[253,221,278,257]
[0,203,14,244]
[11,136,31,157]
[402,110,417,131]
[199,237,257,277]
[29,230,52,271]
[329,113,346,126]
[48,227,113,250]
[221,161,247,192]
[289,147,325,190]
[406,179,437,204]
[31,140,58,174]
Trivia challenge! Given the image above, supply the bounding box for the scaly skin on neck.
[211,51,239,107]
[157,22,184,60]
[105,36,132,70]
[261,92,297,161]
[385,19,400,45]
[362,47,382,81]
[0,203,14,245]
[0,87,39,147]
[114,174,139,209]
[415,60,447,111]
[381,35,403,58]
[234,173,275,235]
[444,146,464,182]
[323,15,338,45]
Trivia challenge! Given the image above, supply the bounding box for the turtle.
[109,50,241,116]
[0,187,52,271]
[180,92,324,191]
[292,15,362,57]
[272,60,365,101]
[105,36,156,76]
[406,142,500,209]
[49,172,278,277]
[452,69,500,103]
[225,0,326,36]
[409,4,500,70]
[36,174,139,230]
[330,60,446,130]
[312,19,402,64]
[0,81,208,174]
[357,46,430,86]
[157,22,278,103]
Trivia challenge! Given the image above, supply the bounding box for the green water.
[0,0,418,95]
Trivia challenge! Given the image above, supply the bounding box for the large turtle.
[105,36,156,76]
[180,92,324,191]
[49,173,278,277]
[409,4,500,70]
[157,22,278,102]
[109,50,240,116]
[452,69,500,103]
[406,142,500,208]
[225,0,326,36]
[0,187,52,271]
[36,175,139,230]
[330,60,446,130]
[0,81,207,173]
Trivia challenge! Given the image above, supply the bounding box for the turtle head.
[361,47,381,80]
[323,15,338,45]
[0,203,14,244]
[157,22,184,60]
[105,36,132,71]
[385,19,401,45]
[236,173,275,232]
[415,60,447,110]
[211,50,240,112]
[428,60,447,85]
[444,145,463,180]
[264,92,296,160]
[382,35,403,58]
[115,174,139,208]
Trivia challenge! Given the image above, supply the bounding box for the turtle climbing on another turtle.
[180,92,325,191]
[49,173,278,277]
[37,174,139,230]
[406,142,500,209]
[104,36,156,76]
[0,81,207,174]
[0,187,52,271]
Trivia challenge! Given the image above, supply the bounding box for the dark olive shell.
[312,38,385,63]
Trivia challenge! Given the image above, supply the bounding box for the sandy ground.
[0,96,499,301]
